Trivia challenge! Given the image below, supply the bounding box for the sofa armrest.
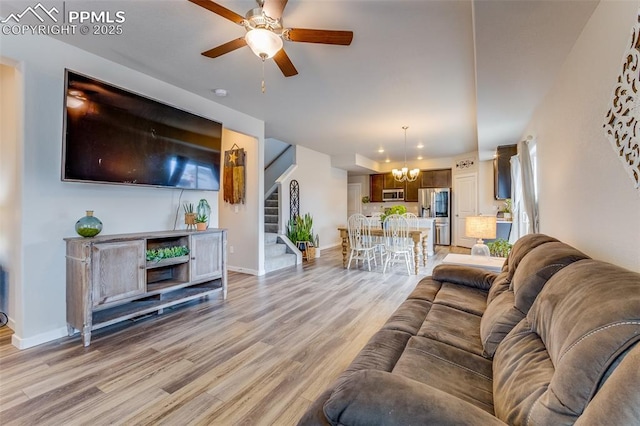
[323,370,506,426]
[432,264,497,290]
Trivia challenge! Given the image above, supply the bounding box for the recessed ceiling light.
[385,159,390,163]
[377,148,384,153]
[417,156,423,160]
[417,143,424,149]
[212,88,228,97]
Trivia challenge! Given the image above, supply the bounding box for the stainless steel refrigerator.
[418,188,451,245]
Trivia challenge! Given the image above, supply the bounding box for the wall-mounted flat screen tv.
[62,70,222,191]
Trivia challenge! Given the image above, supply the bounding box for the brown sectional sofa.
[299,234,640,425]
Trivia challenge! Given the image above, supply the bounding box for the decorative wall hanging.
[290,180,300,220]
[223,143,246,204]
[456,158,475,169]
[603,7,640,193]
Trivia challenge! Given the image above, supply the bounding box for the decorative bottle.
[75,210,103,237]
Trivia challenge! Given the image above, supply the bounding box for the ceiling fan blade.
[286,28,353,45]
[188,0,245,25]
[273,49,298,77]
[202,37,247,58]
[262,0,288,20]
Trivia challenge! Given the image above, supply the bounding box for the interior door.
[347,183,362,218]
[454,173,478,248]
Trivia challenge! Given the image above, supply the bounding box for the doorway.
[347,183,362,218]
[453,172,478,248]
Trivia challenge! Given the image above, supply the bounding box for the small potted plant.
[287,213,316,260]
[487,238,513,258]
[502,199,512,220]
[380,205,407,225]
[195,213,208,231]
[184,203,196,230]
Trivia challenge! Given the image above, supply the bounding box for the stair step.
[265,223,279,233]
[265,253,297,273]
[265,232,278,244]
[265,242,287,257]
[265,200,278,208]
[265,206,278,215]
[265,215,278,224]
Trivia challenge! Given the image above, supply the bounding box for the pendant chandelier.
[392,126,420,182]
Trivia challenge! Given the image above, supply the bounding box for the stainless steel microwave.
[382,188,405,201]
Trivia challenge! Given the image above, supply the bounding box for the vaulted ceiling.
[2,0,599,172]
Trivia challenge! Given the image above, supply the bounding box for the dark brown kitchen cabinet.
[421,169,452,188]
[405,177,420,202]
[494,144,517,199]
[370,174,384,202]
[383,173,405,189]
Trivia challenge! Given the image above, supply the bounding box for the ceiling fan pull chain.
[261,57,266,93]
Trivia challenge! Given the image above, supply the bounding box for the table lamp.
[465,216,497,257]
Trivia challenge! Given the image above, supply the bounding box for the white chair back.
[383,214,410,252]
[403,212,419,230]
[348,213,372,250]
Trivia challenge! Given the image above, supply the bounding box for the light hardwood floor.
[0,245,462,425]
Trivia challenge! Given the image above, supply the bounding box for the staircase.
[264,188,297,273]
[265,189,279,233]
[265,233,297,273]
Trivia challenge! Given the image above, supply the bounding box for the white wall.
[2,33,264,348]
[219,129,263,275]
[523,0,640,271]
[280,146,347,250]
[0,63,20,328]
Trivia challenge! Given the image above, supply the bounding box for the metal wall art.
[603,7,640,192]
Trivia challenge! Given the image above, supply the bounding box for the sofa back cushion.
[480,239,588,358]
[510,241,589,312]
[493,260,640,425]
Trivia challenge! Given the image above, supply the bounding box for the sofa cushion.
[510,241,589,312]
[381,299,432,335]
[487,271,510,304]
[493,259,640,425]
[418,304,484,356]
[392,336,494,413]
[433,282,487,316]
[505,234,559,279]
[479,291,525,358]
[323,370,506,426]
[343,329,412,375]
[406,278,442,302]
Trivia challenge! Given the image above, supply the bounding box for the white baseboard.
[227,265,260,276]
[11,326,69,350]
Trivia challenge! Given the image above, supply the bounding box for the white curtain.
[509,140,539,242]
[509,156,522,244]
[519,140,539,234]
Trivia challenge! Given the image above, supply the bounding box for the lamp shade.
[245,28,283,59]
[465,216,497,240]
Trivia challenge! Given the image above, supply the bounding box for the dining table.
[337,227,430,275]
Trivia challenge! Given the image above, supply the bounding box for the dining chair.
[403,212,420,260]
[382,214,412,275]
[347,213,377,271]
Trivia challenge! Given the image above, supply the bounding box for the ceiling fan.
[188,0,354,77]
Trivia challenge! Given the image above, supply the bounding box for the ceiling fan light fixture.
[245,28,283,59]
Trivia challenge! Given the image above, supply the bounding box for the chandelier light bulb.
[393,126,420,182]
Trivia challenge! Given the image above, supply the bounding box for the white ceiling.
[2,0,599,172]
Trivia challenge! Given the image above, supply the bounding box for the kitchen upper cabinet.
[494,144,517,199]
[405,177,420,202]
[421,169,452,188]
[370,174,384,202]
[383,173,405,189]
